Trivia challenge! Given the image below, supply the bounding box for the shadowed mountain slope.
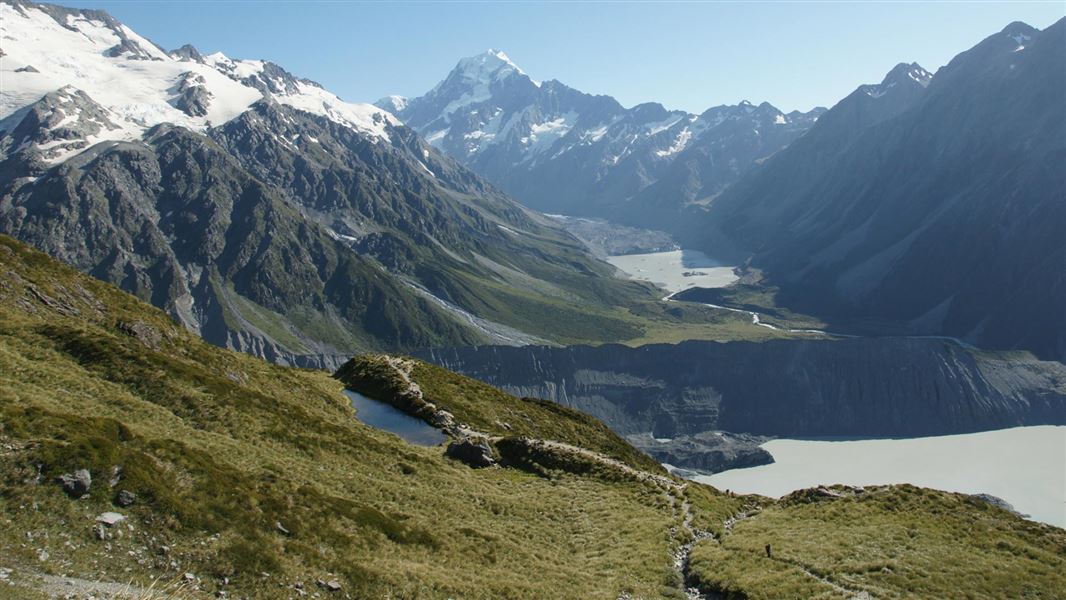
[692,20,1066,360]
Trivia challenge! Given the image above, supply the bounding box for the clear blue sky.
[58,1,1064,113]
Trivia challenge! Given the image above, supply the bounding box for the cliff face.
[418,339,1066,438]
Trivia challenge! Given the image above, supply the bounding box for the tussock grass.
[337,354,664,473]
[0,235,686,598]
[689,485,1066,599]
[2,235,1062,599]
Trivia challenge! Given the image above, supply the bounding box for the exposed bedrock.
[625,431,774,475]
[417,338,1066,439]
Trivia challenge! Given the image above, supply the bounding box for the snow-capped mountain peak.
[384,48,824,218]
[169,43,204,63]
[0,85,124,164]
[385,48,547,138]
[416,48,541,121]
[376,95,409,115]
[452,49,535,86]
[0,0,398,164]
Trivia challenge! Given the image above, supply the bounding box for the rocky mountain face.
[0,0,654,364]
[692,20,1066,360]
[1,119,484,367]
[419,339,1066,439]
[641,63,928,238]
[379,50,822,221]
[622,103,823,231]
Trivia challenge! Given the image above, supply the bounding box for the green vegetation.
[671,281,829,332]
[689,485,1066,599]
[683,484,752,540]
[0,235,687,599]
[1,235,1063,599]
[425,264,648,344]
[336,354,664,473]
[616,299,796,346]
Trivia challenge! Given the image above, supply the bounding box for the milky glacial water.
[606,249,738,292]
[695,426,1066,528]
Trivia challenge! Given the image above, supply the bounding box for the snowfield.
[0,1,397,162]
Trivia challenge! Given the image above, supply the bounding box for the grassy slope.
[615,298,797,346]
[0,235,693,599]
[2,235,1063,599]
[336,354,665,474]
[670,281,830,332]
[689,485,1066,599]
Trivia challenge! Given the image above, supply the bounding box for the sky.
[56,1,1064,113]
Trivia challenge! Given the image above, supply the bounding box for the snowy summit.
[0,1,398,164]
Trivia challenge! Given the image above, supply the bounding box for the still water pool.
[344,390,446,446]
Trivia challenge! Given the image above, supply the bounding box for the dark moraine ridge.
[417,339,1066,439]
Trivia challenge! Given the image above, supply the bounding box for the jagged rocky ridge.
[378,50,823,223]
[419,338,1066,469]
[0,0,655,363]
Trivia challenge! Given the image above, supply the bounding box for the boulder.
[95,512,127,526]
[429,410,456,429]
[114,489,137,507]
[108,465,123,487]
[116,320,163,349]
[445,437,496,468]
[316,579,342,592]
[56,469,91,498]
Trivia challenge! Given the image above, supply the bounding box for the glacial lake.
[344,390,447,446]
[606,249,738,293]
[694,426,1066,528]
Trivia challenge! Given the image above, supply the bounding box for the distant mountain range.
[2,0,1063,366]
[385,20,1066,362]
[0,0,654,366]
[377,50,823,222]
[694,19,1066,361]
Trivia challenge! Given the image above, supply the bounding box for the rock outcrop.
[445,436,496,468]
[56,469,91,498]
[626,431,773,474]
[419,338,1066,439]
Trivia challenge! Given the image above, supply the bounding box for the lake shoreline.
[693,425,1066,528]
